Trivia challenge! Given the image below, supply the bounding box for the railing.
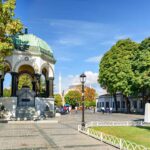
[85,121,144,128]
[78,122,150,150]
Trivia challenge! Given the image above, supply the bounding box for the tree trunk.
[125,96,130,113]
[113,93,118,112]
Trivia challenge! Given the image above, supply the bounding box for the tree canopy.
[133,38,150,102]
[98,39,139,112]
[54,94,62,107]
[84,87,96,102]
[0,0,23,70]
[64,90,81,108]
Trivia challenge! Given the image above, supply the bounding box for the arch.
[42,68,48,79]
[18,64,35,77]
[4,61,12,74]
[40,63,54,78]
[3,73,12,97]
[13,58,39,73]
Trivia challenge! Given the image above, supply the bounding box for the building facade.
[96,93,144,113]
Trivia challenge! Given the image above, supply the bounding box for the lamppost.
[80,73,86,127]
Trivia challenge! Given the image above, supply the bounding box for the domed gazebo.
[0,30,56,118]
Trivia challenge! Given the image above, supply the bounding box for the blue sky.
[4,0,150,93]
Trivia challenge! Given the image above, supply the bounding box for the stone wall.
[35,97,54,115]
[0,97,17,116]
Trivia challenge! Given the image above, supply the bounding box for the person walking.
[69,106,72,114]
[75,106,78,113]
[93,107,95,113]
[101,107,105,114]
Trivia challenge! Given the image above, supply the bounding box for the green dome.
[13,34,53,54]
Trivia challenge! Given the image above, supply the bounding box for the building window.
[140,100,143,109]
[97,102,99,107]
[122,101,125,108]
[102,102,104,107]
[133,101,137,109]
[117,101,120,108]
[98,102,101,107]
[106,102,109,108]
[113,102,115,108]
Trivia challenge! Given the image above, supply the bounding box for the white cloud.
[55,71,107,95]
[66,71,99,88]
[85,55,103,63]
[85,71,98,84]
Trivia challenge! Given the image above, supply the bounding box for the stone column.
[49,77,54,98]
[16,75,19,92]
[11,72,18,97]
[46,79,49,97]
[32,80,36,92]
[0,75,4,97]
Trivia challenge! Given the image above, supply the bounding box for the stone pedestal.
[144,103,150,123]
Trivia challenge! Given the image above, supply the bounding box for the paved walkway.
[0,111,144,150]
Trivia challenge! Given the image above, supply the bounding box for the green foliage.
[0,0,23,70]
[98,39,139,97]
[54,94,62,107]
[85,101,96,107]
[18,74,32,90]
[98,39,139,112]
[64,90,81,107]
[133,37,150,98]
[3,88,11,97]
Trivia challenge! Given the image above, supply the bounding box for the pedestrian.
[110,107,112,114]
[75,106,78,113]
[93,107,95,113]
[106,107,109,113]
[101,107,105,114]
[69,106,72,114]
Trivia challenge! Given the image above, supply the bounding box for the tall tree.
[84,87,96,101]
[54,94,62,107]
[64,90,81,108]
[0,0,23,70]
[133,37,150,109]
[98,39,139,113]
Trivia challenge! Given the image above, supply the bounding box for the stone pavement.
[0,111,144,150]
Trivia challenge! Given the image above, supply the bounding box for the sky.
[4,0,150,94]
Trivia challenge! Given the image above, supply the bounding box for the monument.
[0,29,56,120]
[144,103,150,123]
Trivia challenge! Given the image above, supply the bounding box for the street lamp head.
[80,73,86,83]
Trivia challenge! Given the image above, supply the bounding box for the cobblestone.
[0,111,144,150]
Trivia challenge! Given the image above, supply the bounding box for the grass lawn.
[92,126,150,147]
